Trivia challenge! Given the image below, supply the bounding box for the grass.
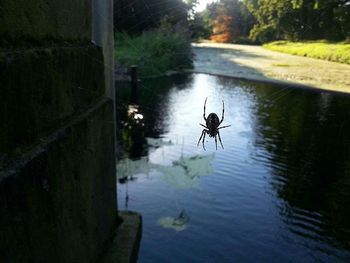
[263,41,350,65]
[115,28,193,78]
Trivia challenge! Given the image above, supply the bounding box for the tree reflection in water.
[252,85,350,250]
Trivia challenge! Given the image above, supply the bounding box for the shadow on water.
[116,73,350,262]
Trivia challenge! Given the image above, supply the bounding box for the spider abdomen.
[206,113,220,137]
[198,97,230,150]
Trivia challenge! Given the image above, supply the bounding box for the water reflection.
[116,138,214,190]
[116,73,350,262]
[119,104,146,158]
[156,154,214,189]
[158,209,190,232]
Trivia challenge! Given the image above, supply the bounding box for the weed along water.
[116,73,350,262]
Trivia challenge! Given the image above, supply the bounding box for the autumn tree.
[207,0,254,43]
[212,14,235,42]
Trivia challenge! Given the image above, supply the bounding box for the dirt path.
[192,43,350,93]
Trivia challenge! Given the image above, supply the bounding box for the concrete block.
[0,0,91,41]
[0,45,105,153]
[0,98,117,263]
[92,0,114,98]
[104,211,142,263]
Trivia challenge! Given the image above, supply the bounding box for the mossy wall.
[0,0,117,262]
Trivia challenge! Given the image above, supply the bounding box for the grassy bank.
[115,29,193,78]
[264,41,350,65]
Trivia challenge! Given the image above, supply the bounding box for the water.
[116,73,350,262]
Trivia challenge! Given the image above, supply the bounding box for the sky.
[194,0,218,12]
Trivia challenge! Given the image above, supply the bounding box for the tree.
[244,0,350,43]
[188,9,213,39]
[114,0,190,34]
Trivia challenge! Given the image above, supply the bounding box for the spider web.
[113,3,350,255]
[4,2,350,260]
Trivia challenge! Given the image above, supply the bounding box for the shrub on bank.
[115,24,193,78]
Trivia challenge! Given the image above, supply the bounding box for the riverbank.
[192,43,350,93]
[264,41,350,65]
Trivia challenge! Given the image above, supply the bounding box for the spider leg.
[220,100,225,124]
[203,97,207,121]
[197,129,207,149]
[200,123,207,129]
[201,130,207,151]
[197,130,205,146]
[214,134,218,150]
[218,125,231,130]
[217,130,224,149]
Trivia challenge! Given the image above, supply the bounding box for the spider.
[197,97,231,150]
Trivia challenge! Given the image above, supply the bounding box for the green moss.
[271,63,292,67]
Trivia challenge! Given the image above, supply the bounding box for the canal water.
[116,73,350,262]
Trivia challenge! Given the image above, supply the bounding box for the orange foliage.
[210,15,233,43]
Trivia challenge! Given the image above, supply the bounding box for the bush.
[249,24,277,44]
[115,23,193,78]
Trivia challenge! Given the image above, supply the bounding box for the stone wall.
[0,1,116,262]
